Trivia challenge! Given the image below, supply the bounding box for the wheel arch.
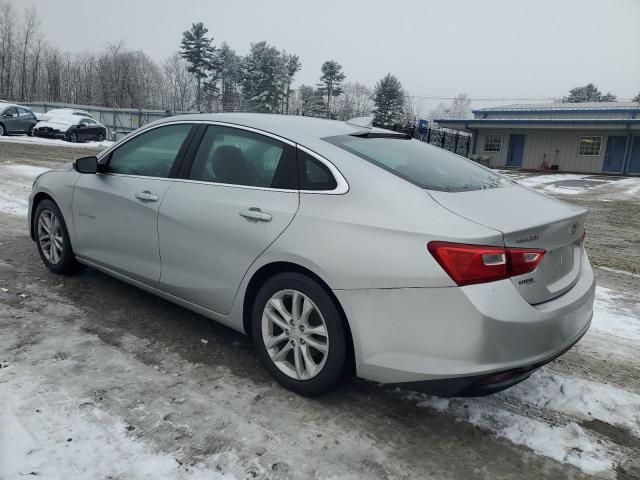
[242,261,356,379]
[30,192,56,240]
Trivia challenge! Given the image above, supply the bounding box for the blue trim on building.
[471,107,640,115]
[436,119,640,126]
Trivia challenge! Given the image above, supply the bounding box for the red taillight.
[427,241,545,286]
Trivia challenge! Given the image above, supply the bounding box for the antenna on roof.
[346,116,374,129]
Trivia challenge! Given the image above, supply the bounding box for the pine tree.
[317,60,345,118]
[283,53,301,114]
[373,73,405,126]
[242,41,287,113]
[563,83,616,103]
[180,22,215,111]
[213,42,241,112]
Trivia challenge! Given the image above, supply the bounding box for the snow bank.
[0,373,236,480]
[0,163,49,216]
[0,135,113,148]
[415,392,615,474]
[592,286,640,340]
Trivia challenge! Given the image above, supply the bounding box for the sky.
[6,0,640,115]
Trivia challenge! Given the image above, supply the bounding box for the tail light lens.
[427,241,545,286]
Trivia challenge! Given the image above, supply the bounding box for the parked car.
[28,114,595,397]
[0,102,38,136]
[36,108,92,122]
[33,115,107,143]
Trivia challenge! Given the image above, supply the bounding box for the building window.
[578,136,603,156]
[483,134,502,152]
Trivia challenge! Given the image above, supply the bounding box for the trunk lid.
[428,185,587,304]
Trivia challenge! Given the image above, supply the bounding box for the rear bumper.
[333,249,595,389]
[395,320,589,396]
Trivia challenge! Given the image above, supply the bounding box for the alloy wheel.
[262,289,329,380]
[37,210,64,264]
[0,124,4,136]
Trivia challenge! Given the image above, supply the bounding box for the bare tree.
[333,82,373,120]
[163,52,194,112]
[429,93,472,121]
[17,6,39,100]
[0,2,16,98]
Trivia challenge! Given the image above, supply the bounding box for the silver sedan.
[28,114,594,396]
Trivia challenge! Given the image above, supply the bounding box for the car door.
[73,123,196,285]
[16,107,35,132]
[85,119,100,140]
[158,124,300,315]
[75,119,90,141]
[1,107,19,133]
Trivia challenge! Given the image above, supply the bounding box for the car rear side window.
[297,149,337,191]
[105,124,192,178]
[188,125,298,189]
[324,135,509,192]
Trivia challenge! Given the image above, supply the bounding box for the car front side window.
[104,124,192,178]
[188,125,297,189]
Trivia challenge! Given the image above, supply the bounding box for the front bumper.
[34,128,66,139]
[333,249,595,390]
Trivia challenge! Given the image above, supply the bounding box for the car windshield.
[324,135,511,192]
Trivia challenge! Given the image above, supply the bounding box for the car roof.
[152,113,395,145]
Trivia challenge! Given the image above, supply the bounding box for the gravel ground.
[1,137,639,480]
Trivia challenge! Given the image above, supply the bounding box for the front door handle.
[239,207,272,222]
[135,190,159,202]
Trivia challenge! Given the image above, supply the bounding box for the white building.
[436,102,640,175]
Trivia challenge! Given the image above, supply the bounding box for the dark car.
[0,103,38,136]
[33,115,107,143]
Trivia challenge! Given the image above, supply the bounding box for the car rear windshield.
[324,135,510,192]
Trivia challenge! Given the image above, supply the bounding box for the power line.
[409,95,557,101]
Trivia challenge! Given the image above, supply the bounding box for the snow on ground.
[0,134,113,149]
[501,170,640,197]
[0,163,50,216]
[592,286,640,340]
[2,161,640,477]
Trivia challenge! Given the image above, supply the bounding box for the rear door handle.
[135,190,159,202]
[239,208,272,222]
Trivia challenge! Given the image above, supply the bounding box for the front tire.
[251,272,347,396]
[67,132,78,143]
[34,199,80,275]
[0,123,5,136]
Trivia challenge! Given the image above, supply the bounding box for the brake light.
[427,241,545,286]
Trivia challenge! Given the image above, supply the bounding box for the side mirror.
[74,155,98,174]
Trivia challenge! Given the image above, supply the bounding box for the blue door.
[603,136,626,173]
[506,134,525,168]
[627,137,640,175]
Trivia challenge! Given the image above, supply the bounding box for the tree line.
[1,3,637,127]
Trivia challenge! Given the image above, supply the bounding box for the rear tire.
[97,132,105,142]
[0,123,5,136]
[34,199,80,275]
[67,132,78,143]
[251,272,347,396]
